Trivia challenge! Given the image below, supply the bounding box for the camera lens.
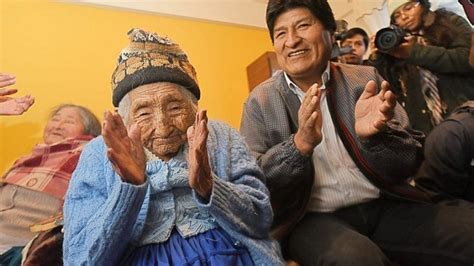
[375,25,405,52]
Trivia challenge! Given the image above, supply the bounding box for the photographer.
[369,0,474,135]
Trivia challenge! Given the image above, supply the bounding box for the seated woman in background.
[0,103,101,264]
[63,28,283,265]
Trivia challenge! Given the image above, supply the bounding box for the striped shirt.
[283,65,379,212]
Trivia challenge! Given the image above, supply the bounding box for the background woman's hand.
[0,73,34,116]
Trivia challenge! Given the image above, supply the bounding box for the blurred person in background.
[415,101,474,203]
[339,27,370,65]
[0,103,100,265]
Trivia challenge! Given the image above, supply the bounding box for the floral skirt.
[124,227,254,266]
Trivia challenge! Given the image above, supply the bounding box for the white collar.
[283,62,331,93]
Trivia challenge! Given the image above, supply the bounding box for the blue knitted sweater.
[63,121,284,265]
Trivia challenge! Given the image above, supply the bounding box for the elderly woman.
[0,103,100,263]
[370,0,474,135]
[63,29,283,266]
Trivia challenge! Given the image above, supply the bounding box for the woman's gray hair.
[117,84,198,124]
[50,104,101,137]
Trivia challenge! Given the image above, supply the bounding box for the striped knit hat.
[111,28,200,107]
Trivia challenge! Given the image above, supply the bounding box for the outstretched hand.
[0,94,35,116]
[102,111,146,185]
[0,73,16,88]
[0,73,34,116]
[187,110,212,200]
[355,80,397,140]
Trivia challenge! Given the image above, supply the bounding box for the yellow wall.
[0,0,273,174]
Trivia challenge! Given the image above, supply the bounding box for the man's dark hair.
[266,0,337,42]
[340,27,369,49]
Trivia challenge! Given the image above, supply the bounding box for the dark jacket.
[240,63,429,242]
[415,102,474,202]
[371,9,474,135]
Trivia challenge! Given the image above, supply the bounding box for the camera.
[374,25,406,53]
[334,19,349,41]
[330,20,353,59]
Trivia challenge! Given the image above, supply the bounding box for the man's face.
[341,34,367,65]
[272,7,333,82]
[43,107,85,145]
[392,1,423,32]
[126,82,196,161]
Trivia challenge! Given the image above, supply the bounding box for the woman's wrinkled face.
[126,82,196,161]
[43,107,85,145]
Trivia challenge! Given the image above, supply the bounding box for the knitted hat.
[388,0,407,14]
[388,0,430,15]
[111,28,200,107]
